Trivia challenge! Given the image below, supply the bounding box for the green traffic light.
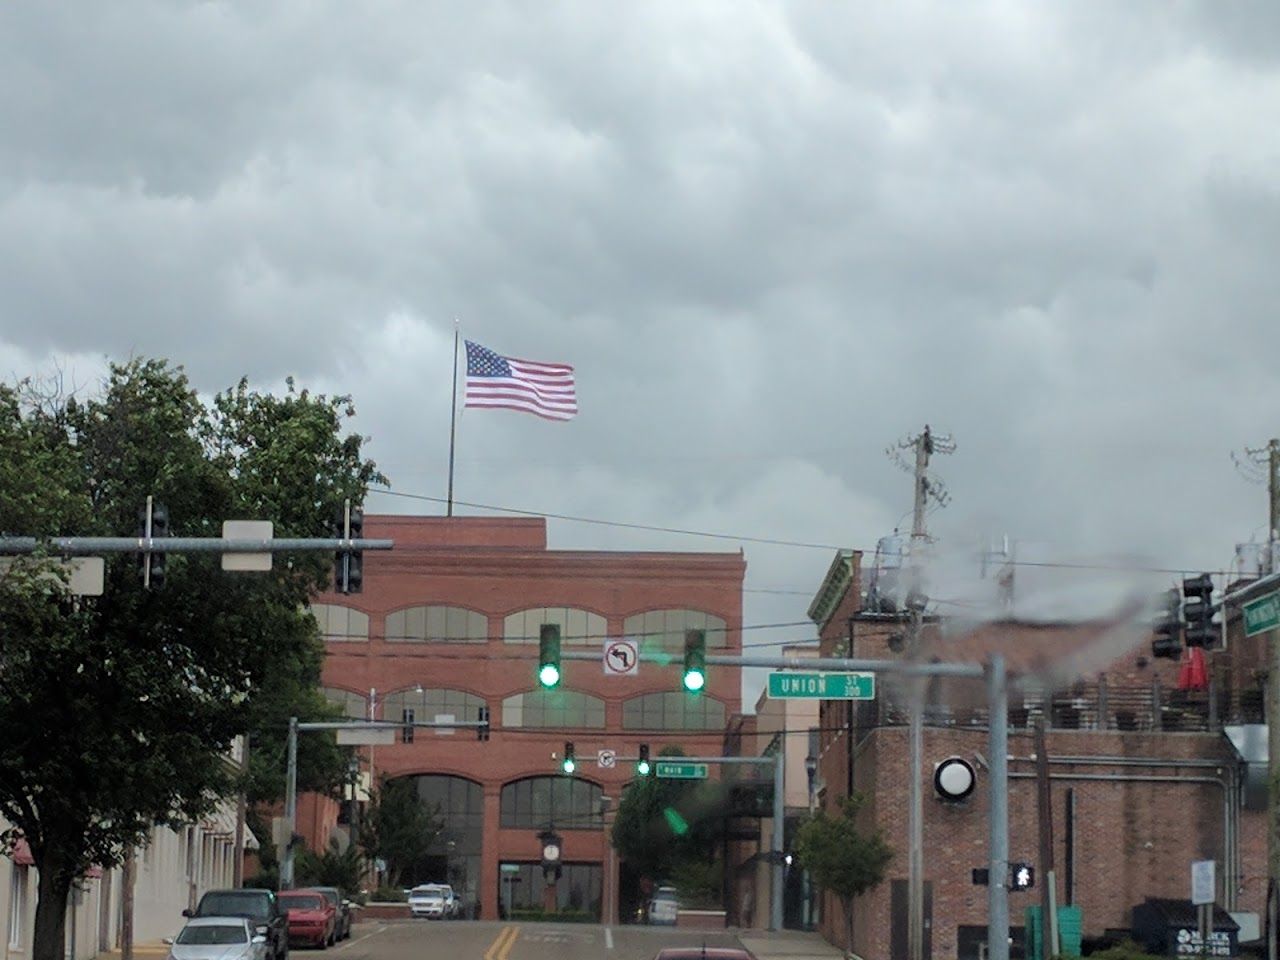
[683,669,706,693]
[636,760,651,777]
[562,758,576,774]
[539,663,561,688]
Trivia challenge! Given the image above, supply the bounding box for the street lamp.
[804,754,818,812]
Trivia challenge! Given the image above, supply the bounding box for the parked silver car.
[166,917,269,960]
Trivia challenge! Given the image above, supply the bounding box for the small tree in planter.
[794,794,892,956]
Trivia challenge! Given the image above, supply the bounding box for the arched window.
[622,691,726,731]
[395,775,484,909]
[312,604,370,642]
[503,607,607,646]
[380,688,486,726]
[623,609,728,651]
[500,776,602,830]
[502,690,605,729]
[385,605,488,643]
[321,687,368,720]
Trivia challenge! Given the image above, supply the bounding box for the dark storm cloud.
[2,1,1278,698]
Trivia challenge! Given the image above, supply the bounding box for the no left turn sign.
[604,638,639,676]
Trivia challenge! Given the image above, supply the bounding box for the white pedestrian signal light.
[539,624,562,689]
[683,629,706,693]
[561,741,575,775]
[1011,862,1035,890]
[637,744,651,777]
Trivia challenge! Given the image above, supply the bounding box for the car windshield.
[412,889,444,899]
[176,925,248,946]
[279,895,324,911]
[310,890,340,906]
[199,894,270,919]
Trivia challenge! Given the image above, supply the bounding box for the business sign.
[655,761,709,780]
[767,672,875,700]
[1243,591,1280,637]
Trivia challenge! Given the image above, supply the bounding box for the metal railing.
[853,679,1266,736]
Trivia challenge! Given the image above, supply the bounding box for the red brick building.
[309,514,745,922]
[808,550,1267,960]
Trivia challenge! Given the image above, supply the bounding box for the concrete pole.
[282,717,298,890]
[988,655,1010,960]
[1269,625,1279,960]
[771,739,786,932]
[908,427,931,960]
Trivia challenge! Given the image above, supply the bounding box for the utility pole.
[1233,437,1280,960]
[890,425,955,960]
[1034,720,1059,960]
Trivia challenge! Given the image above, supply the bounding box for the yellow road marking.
[484,925,517,960]
[497,926,520,960]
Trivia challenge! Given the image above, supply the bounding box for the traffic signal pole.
[281,717,488,889]
[558,649,1008,959]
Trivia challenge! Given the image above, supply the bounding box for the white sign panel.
[1191,860,1215,905]
[434,713,456,736]
[603,638,639,676]
[597,750,617,769]
[335,728,396,745]
[221,520,274,571]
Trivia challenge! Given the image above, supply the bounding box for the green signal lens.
[562,758,576,774]
[539,664,561,688]
[683,670,706,692]
[637,760,651,776]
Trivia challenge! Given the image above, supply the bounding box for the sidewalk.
[738,930,847,960]
[95,940,171,960]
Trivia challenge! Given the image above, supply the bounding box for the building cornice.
[807,549,858,628]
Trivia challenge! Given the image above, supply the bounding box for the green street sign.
[767,672,875,700]
[1243,591,1280,638]
[500,864,520,874]
[655,761,709,780]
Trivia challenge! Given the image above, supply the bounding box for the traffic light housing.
[137,500,170,589]
[1152,588,1182,660]
[1183,573,1217,648]
[636,744,651,777]
[561,741,576,775]
[402,708,415,744]
[477,706,490,742]
[333,501,364,594]
[539,624,562,689]
[683,629,706,693]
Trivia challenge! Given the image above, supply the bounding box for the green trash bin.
[1025,905,1083,959]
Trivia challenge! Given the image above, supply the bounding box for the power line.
[367,485,1237,578]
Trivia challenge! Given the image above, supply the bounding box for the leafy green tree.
[0,360,382,960]
[610,747,724,890]
[794,794,893,956]
[359,776,442,890]
[296,838,362,894]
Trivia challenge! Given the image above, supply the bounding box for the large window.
[622,691,726,730]
[321,687,368,720]
[380,688,486,727]
[503,607,607,646]
[311,603,369,642]
[623,609,728,651]
[397,775,484,913]
[500,776,603,830]
[385,605,488,643]
[502,690,606,729]
[498,862,601,918]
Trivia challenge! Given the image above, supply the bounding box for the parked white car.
[408,884,447,919]
[165,918,269,960]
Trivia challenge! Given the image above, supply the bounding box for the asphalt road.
[326,919,747,960]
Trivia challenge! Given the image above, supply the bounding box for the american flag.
[463,340,578,421]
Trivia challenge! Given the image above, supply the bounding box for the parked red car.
[276,891,335,949]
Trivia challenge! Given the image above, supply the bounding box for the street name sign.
[335,727,396,746]
[500,864,520,874]
[1243,592,1280,638]
[655,761,709,780]
[768,672,875,700]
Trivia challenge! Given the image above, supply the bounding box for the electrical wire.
[367,485,1240,578]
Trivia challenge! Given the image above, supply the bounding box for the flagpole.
[447,322,459,517]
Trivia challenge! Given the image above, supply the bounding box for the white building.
[3,743,256,960]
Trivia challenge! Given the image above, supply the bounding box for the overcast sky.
[3,2,1278,705]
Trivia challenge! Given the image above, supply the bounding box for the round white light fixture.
[933,756,977,802]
